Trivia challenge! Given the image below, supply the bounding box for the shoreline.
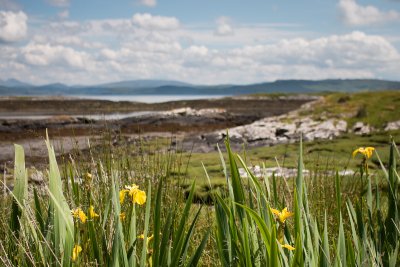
[0,95,313,165]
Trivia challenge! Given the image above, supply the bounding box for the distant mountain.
[97,79,192,89]
[0,78,399,96]
[217,79,400,94]
[0,78,32,88]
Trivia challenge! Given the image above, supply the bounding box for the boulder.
[385,120,400,131]
[206,115,347,145]
[352,121,371,135]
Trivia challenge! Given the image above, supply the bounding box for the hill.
[0,78,399,96]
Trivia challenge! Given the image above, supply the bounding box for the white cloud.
[229,31,398,67]
[0,11,27,42]
[92,31,400,84]
[338,0,400,26]
[214,16,234,36]
[137,0,156,7]
[21,42,94,69]
[58,9,69,19]
[1,11,399,85]
[132,13,180,30]
[46,0,70,7]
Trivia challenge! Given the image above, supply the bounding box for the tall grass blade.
[320,212,330,267]
[152,179,163,267]
[170,181,195,266]
[10,144,27,236]
[296,137,304,209]
[45,133,74,266]
[140,183,152,267]
[269,226,279,267]
[224,136,245,210]
[187,229,211,267]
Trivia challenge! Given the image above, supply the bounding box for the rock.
[337,170,355,176]
[275,128,289,137]
[204,115,347,145]
[162,108,226,116]
[30,169,45,184]
[239,165,310,178]
[385,120,400,131]
[238,166,355,179]
[352,122,371,135]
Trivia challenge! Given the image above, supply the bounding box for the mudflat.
[0,95,313,164]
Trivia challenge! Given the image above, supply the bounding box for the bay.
[70,94,229,103]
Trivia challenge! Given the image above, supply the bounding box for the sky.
[0,0,400,85]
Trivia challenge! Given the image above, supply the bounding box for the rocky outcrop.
[385,120,400,131]
[238,165,355,178]
[161,107,226,116]
[352,122,371,135]
[201,114,347,146]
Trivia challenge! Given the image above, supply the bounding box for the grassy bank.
[299,90,400,129]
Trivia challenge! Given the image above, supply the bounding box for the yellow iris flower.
[270,207,294,224]
[72,244,82,261]
[137,234,154,243]
[88,205,99,219]
[120,184,147,205]
[71,208,87,223]
[85,172,92,180]
[119,190,127,204]
[132,190,146,205]
[281,244,295,251]
[352,147,375,159]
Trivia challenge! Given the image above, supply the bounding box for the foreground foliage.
[0,132,399,266]
[1,133,208,266]
[212,137,399,266]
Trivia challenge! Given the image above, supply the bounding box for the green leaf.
[224,135,245,213]
[45,133,74,266]
[291,233,303,267]
[296,137,304,208]
[235,203,271,252]
[140,183,152,267]
[335,213,346,266]
[269,227,279,267]
[152,179,163,267]
[10,144,27,235]
[187,229,210,267]
[319,212,330,267]
[335,171,341,219]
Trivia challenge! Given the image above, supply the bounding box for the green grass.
[299,90,400,128]
[210,135,400,266]
[183,130,400,182]
[0,133,399,266]
[0,108,400,265]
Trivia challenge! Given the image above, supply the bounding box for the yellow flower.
[85,172,92,181]
[72,244,82,261]
[281,244,295,251]
[124,184,146,205]
[352,147,375,159]
[71,208,87,223]
[137,234,154,243]
[119,212,126,221]
[270,207,294,224]
[119,189,128,204]
[133,190,146,205]
[88,205,99,219]
[125,184,139,191]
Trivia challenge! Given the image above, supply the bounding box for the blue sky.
[0,0,399,85]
